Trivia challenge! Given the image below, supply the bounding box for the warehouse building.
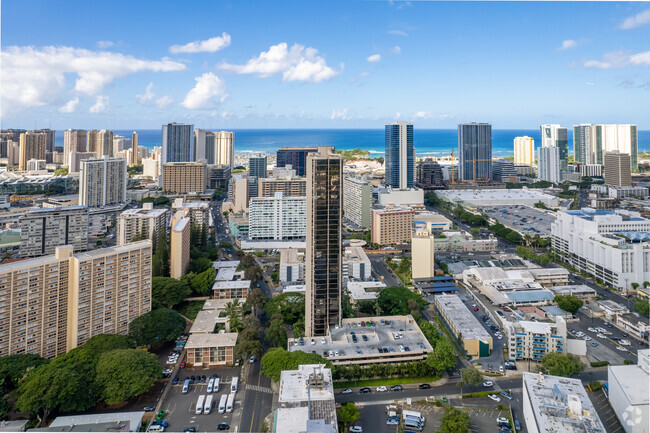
[434,294,492,357]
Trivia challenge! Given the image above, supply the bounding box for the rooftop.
[212,280,251,290]
[608,363,650,406]
[434,294,492,341]
[280,248,300,265]
[118,207,167,218]
[189,309,228,334]
[213,260,241,270]
[71,240,152,260]
[172,217,189,232]
[215,267,237,281]
[185,332,238,349]
[47,412,144,432]
[343,246,370,264]
[346,281,386,301]
[506,290,555,304]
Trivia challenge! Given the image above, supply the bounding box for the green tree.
[635,297,650,316]
[234,340,264,361]
[245,287,267,315]
[128,309,186,346]
[426,339,457,373]
[538,352,585,376]
[437,405,471,433]
[189,257,212,274]
[377,286,425,315]
[53,168,68,176]
[337,402,359,428]
[218,241,232,249]
[189,267,216,296]
[263,292,305,325]
[458,367,483,387]
[265,320,288,347]
[152,276,191,308]
[0,354,49,393]
[152,231,170,277]
[554,295,583,314]
[95,349,162,405]
[261,348,332,382]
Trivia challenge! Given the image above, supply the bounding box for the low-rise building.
[607,349,649,433]
[615,313,649,340]
[608,186,649,199]
[413,212,452,233]
[504,317,567,361]
[462,267,555,306]
[437,188,560,207]
[376,186,424,206]
[434,294,493,357]
[342,246,371,280]
[185,332,238,368]
[33,412,146,432]
[346,281,386,304]
[546,284,597,300]
[280,248,304,282]
[212,280,250,300]
[434,230,498,252]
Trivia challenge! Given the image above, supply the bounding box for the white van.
[214,377,220,392]
[226,393,235,413]
[149,425,165,432]
[182,379,190,394]
[218,394,228,414]
[231,376,239,394]
[203,395,213,415]
[195,395,205,415]
[207,378,214,393]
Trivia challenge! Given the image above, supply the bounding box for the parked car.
[359,387,372,393]
[143,406,156,412]
[341,388,352,394]
[349,427,363,433]
[390,385,403,391]
[419,383,431,389]
[514,419,521,431]
[483,381,493,387]
[386,418,399,425]
[591,342,599,347]
[488,394,501,402]
[496,417,509,424]
[217,424,230,431]
[376,386,388,392]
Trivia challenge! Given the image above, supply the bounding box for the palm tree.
[225,299,242,318]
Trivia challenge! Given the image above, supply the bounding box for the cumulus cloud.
[584,50,650,69]
[219,42,340,82]
[621,9,650,29]
[89,95,109,113]
[97,41,115,48]
[392,46,402,54]
[156,95,173,108]
[388,30,408,36]
[136,82,156,103]
[330,108,351,120]
[58,97,79,113]
[367,54,381,63]
[559,39,578,50]
[0,45,185,115]
[415,111,433,119]
[169,33,231,53]
[181,72,227,109]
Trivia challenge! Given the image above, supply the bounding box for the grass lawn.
[176,300,205,320]
[333,375,440,389]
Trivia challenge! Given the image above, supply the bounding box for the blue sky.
[1,0,649,129]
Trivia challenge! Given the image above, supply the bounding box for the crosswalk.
[246,384,273,394]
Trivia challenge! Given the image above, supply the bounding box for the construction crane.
[472,158,492,183]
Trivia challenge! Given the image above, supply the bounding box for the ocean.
[53,129,650,158]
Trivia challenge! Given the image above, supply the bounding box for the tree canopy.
[554,295,583,314]
[376,286,425,316]
[95,349,162,405]
[189,266,216,296]
[337,402,359,427]
[128,308,186,346]
[0,354,49,393]
[635,297,650,316]
[189,257,212,274]
[263,292,305,325]
[261,348,332,382]
[152,276,191,308]
[437,405,471,433]
[426,339,457,373]
[458,367,483,387]
[538,352,585,376]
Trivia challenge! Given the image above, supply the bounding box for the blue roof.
[613,231,650,242]
[433,276,453,281]
[506,290,554,303]
[434,283,458,288]
[425,286,459,293]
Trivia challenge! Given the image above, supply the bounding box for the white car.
[588,327,597,333]
[483,381,494,387]
[575,332,585,337]
[620,340,631,346]
[499,366,504,373]
[616,346,627,351]
[496,417,509,424]
[488,394,501,402]
[583,336,592,341]
[376,386,388,392]
[597,333,606,339]
[350,427,363,433]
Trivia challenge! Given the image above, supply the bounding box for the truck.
[231,376,239,394]
[385,404,398,418]
[226,393,235,413]
[195,395,205,415]
[203,395,213,415]
[218,394,228,414]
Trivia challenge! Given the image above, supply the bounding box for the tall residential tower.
[162,122,194,164]
[385,121,415,189]
[540,124,568,171]
[458,122,492,182]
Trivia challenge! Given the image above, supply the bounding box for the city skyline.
[2,1,650,130]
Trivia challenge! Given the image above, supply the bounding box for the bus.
[207,378,215,393]
[226,393,235,413]
[231,376,239,394]
[218,394,228,414]
[195,395,206,415]
[403,419,423,431]
[203,395,213,415]
[214,377,220,392]
[182,379,190,394]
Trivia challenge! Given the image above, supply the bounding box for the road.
[239,359,274,433]
[368,254,403,287]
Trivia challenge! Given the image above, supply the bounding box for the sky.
[1,0,650,130]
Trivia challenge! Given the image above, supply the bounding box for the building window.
[194,347,202,363]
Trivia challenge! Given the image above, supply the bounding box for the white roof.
[346,281,386,301]
[49,412,145,432]
[213,260,240,269]
[608,364,650,406]
[434,294,492,341]
[185,332,238,349]
[212,280,251,290]
[216,267,236,281]
[190,309,227,334]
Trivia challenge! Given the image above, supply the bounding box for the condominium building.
[305,147,343,337]
[130,132,139,166]
[208,165,232,191]
[277,147,318,177]
[580,164,603,178]
[162,122,194,164]
[95,129,113,157]
[117,203,168,247]
[434,294,492,357]
[343,246,371,280]
[161,162,206,193]
[142,157,161,178]
[249,155,268,179]
[536,146,561,184]
[63,129,87,167]
[411,226,435,279]
[552,210,650,289]
[34,129,55,154]
[604,151,632,187]
[514,136,535,166]
[230,174,249,213]
[248,192,306,240]
[385,121,415,189]
[541,124,568,171]
[415,159,444,189]
[371,205,415,245]
[79,156,127,208]
[504,317,567,361]
[0,241,152,358]
[170,212,191,279]
[458,122,492,182]
[172,199,210,234]
[19,131,47,171]
[573,124,638,169]
[69,151,95,174]
[492,158,517,182]
[258,177,307,198]
[19,206,89,257]
[193,128,207,162]
[343,176,372,229]
[214,131,234,168]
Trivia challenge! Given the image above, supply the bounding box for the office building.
[117,203,168,247]
[573,124,638,169]
[213,131,234,168]
[514,136,535,166]
[607,349,649,433]
[458,122,492,182]
[280,248,304,282]
[161,162,206,193]
[19,206,89,257]
[130,131,139,166]
[504,317,567,361]
[249,193,306,240]
[385,121,415,189]
[193,128,206,162]
[552,210,650,290]
[522,372,606,433]
[371,205,415,245]
[259,177,307,198]
[604,151,632,187]
[69,151,95,174]
[343,177,372,229]
[273,364,338,433]
[162,122,194,164]
[170,212,191,279]
[208,165,232,191]
[205,132,216,164]
[305,147,343,337]
[277,147,318,177]
[79,157,127,208]
[492,158,517,182]
[142,157,161,178]
[19,131,46,171]
[249,155,268,179]
[537,146,561,184]
[411,226,435,280]
[434,294,492,357]
[0,241,152,358]
[415,159,444,189]
[63,129,87,167]
[580,164,603,178]
[342,246,371,281]
[230,174,249,213]
[26,159,46,172]
[541,124,569,171]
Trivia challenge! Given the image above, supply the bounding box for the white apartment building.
[214,131,234,168]
[343,176,373,229]
[552,210,650,290]
[411,226,435,279]
[280,248,304,282]
[117,203,168,247]
[20,206,89,257]
[504,317,567,362]
[342,246,371,280]
[608,349,649,433]
[536,146,561,184]
[514,136,535,166]
[573,124,638,169]
[142,157,161,178]
[79,156,127,208]
[248,192,306,240]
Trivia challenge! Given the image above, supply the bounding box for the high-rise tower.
[162,122,194,164]
[458,122,492,182]
[385,121,414,189]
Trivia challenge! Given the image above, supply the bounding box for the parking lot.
[588,388,624,433]
[569,312,643,364]
[159,367,241,432]
[478,205,555,237]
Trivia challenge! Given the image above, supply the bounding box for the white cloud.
[367,54,381,63]
[585,82,595,86]
[559,39,578,50]
[330,108,351,120]
[219,42,340,83]
[181,72,227,109]
[136,82,156,103]
[89,95,109,113]
[621,9,650,30]
[359,72,370,77]
[58,97,79,113]
[156,95,173,108]
[97,41,115,48]
[584,50,650,69]
[169,33,232,53]
[392,46,402,54]
[0,45,186,115]
[415,111,433,119]
[387,30,408,37]
[395,112,401,119]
